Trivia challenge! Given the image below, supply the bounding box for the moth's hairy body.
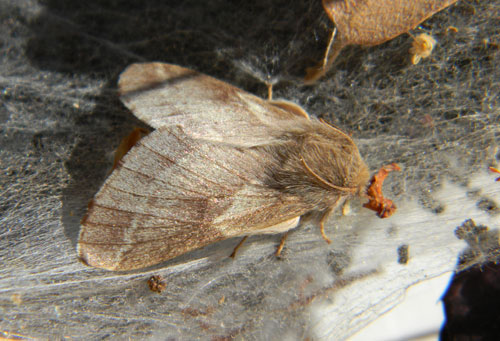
[77,63,369,271]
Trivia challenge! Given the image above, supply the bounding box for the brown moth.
[77,62,372,271]
[305,0,458,83]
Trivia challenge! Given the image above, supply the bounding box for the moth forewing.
[78,62,370,271]
[76,126,304,270]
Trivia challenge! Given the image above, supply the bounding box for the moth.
[78,62,380,271]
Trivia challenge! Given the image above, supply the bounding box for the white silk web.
[1,0,499,339]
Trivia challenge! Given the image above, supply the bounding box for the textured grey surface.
[1,0,499,339]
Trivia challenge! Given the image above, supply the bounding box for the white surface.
[308,172,500,340]
[350,271,452,341]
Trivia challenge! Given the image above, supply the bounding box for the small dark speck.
[327,250,351,275]
[397,244,409,265]
[32,133,44,150]
[147,275,166,293]
[477,198,499,215]
[433,205,445,214]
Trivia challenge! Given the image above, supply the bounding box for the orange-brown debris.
[148,275,166,293]
[489,167,500,181]
[112,127,149,170]
[363,163,401,218]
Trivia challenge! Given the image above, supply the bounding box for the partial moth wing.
[118,62,309,146]
[77,127,305,270]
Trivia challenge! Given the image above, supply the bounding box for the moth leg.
[304,28,336,84]
[275,232,289,257]
[112,127,149,170]
[321,26,337,69]
[230,236,248,259]
[342,200,351,216]
[304,27,343,84]
[265,81,273,100]
[319,207,335,244]
[263,80,310,119]
[231,217,300,258]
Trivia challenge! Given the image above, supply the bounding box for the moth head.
[352,161,370,196]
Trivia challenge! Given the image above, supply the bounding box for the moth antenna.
[319,119,354,145]
[301,157,357,193]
